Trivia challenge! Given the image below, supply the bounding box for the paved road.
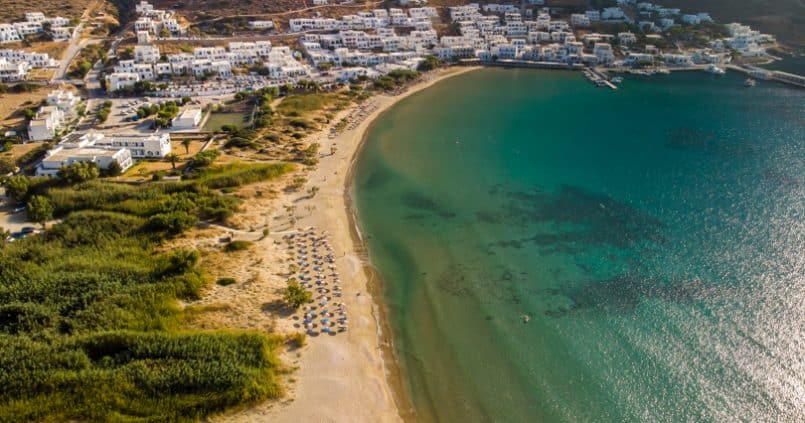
[52,36,89,82]
[51,0,106,83]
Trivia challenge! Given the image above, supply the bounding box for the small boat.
[745,78,757,87]
[705,64,726,75]
[521,314,530,324]
[611,76,623,84]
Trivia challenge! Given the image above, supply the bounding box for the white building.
[250,20,275,30]
[0,24,22,43]
[107,72,141,91]
[95,133,172,158]
[593,43,615,65]
[0,58,29,81]
[172,108,202,129]
[47,90,81,113]
[137,31,151,44]
[134,44,161,63]
[0,49,59,68]
[28,106,65,141]
[571,14,591,27]
[36,140,133,177]
[618,32,637,45]
[0,12,73,43]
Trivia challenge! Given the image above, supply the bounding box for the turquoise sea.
[353,69,804,422]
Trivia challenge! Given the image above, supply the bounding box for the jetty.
[727,65,805,89]
[585,67,617,90]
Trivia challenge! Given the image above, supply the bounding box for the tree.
[0,156,15,174]
[105,161,123,177]
[166,153,179,170]
[0,225,9,245]
[417,55,441,72]
[57,162,99,184]
[5,175,30,201]
[191,150,219,167]
[283,282,312,309]
[181,139,191,155]
[27,195,53,229]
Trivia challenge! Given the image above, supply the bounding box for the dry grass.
[0,88,49,129]
[28,41,69,59]
[171,139,207,158]
[2,143,45,161]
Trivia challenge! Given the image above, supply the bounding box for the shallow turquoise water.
[354,69,804,422]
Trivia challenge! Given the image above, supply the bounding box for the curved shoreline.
[216,66,480,423]
[342,66,481,422]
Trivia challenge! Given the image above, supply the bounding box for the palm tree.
[181,139,191,155]
[166,153,179,170]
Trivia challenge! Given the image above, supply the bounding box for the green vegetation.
[372,69,420,91]
[286,332,306,349]
[68,44,107,79]
[0,162,295,420]
[276,93,332,116]
[216,277,237,286]
[4,175,30,201]
[0,156,15,174]
[223,240,252,252]
[191,149,220,167]
[136,101,180,128]
[417,55,442,72]
[26,195,53,228]
[203,112,248,132]
[57,162,99,184]
[96,101,112,123]
[115,80,168,96]
[187,162,295,189]
[282,282,312,309]
[298,143,319,166]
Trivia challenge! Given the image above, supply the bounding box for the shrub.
[288,119,312,129]
[216,277,237,286]
[57,162,99,184]
[4,175,30,201]
[286,332,306,349]
[223,240,252,252]
[192,150,220,167]
[146,211,197,235]
[282,282,311,309]
[193,163,295,189]
[26,195,53,227]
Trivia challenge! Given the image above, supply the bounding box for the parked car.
[13,206,25,213]
[21,226,36,234]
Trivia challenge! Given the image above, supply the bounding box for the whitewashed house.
[172,109,202,129]
[28,106,65,141]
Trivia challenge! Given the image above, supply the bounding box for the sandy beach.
[207,66,479,423]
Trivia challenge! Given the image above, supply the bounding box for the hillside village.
[0,0,801,188]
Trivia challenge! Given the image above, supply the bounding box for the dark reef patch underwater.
[355,69,804,422]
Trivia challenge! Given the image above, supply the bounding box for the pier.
[586,67,618,90]
[455,59,804,90]
[729,65,805,89]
